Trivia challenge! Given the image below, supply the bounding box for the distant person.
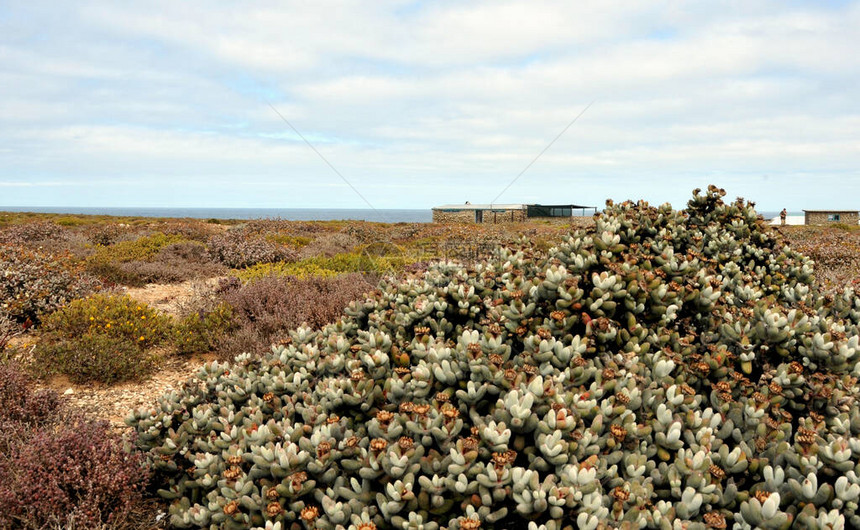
[780,208,787,226]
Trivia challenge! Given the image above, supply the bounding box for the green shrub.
[34,295,170,383]
[35,333,159,384]
[233,261,339,281]
[265,233,312,248]
[173,303,236,355]
[234,251,413,282]
[84,233,187,285]
[87,232,185,266]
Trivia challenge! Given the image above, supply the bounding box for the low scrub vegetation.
[173,302,236,355]
[0,363,149,529]
[33,295,170,384]
[6,206,860,527]
[0,245,99,325]
[207,230,298,269]
[87,232,186,265]
[233,250,413,281]
[116,241,226,285]
[215,273,377,359]
[0,220,66,245]
[781,225,860,293]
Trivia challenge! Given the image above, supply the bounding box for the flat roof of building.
[432,203,596,210]
[528,204,596,210]
[803,210,859,213]
[432,204,526,210]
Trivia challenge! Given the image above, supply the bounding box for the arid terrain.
[2,207,859,529]
[3,213,858,432]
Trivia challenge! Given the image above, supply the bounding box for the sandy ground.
[121,276,224,316]
[51,352,218,431]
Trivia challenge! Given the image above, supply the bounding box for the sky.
[1,1,859,211]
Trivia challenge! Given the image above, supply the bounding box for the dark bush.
[0,221,65,246]
[158,240,211,263]
[0,419,149,529]
[0,363,149,529]
[34,333,159,385]
[207,230,298,269]
[0,245,99,325]
[116,241,225,285]
[85,224,124,246]
[216,273,375,359]
[86,261,151,287]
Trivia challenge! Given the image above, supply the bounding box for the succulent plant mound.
[130,186,860,530]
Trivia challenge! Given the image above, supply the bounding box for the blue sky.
[1,1,859,210]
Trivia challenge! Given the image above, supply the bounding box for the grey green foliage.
[130,186,860,529]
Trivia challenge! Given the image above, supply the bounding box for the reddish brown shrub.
[0,363,62,428]
[117,241,225,284]
[0,245,99,325]
[0,363,149,529]
[207,231,298,269]
[0,419,149,529]
[0,221,65,246]
[781,226,860,292]
[216,273,375,359]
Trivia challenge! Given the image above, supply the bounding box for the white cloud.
[0,1,858,210]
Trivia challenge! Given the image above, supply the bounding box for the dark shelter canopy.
[527,204,596,217]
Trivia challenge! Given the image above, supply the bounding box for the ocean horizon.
[0,206,434,223]
[0,206,799,223]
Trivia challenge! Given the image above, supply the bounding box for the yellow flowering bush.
[33,295,170,383]
[40,294,169,347]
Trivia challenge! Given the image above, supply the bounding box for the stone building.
[432,203,597,224]
[803,210,859,226]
